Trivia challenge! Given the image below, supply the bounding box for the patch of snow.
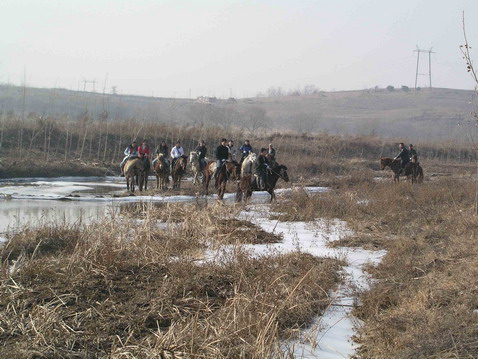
[232,209,385,358]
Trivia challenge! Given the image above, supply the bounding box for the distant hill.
[0,84,475,143]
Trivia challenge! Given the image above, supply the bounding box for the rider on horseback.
[239,140,253,164]
[152,141,170,170]
[253,148,270,190]
[195,140,207,170]
[268,143,276,163]
[228,140,237,162]
[214,138,229,180]
[170,141,185,172]
[138,140,151,171]
[394,142,410,175]
[409,144,418,163]
[120,140,139,176]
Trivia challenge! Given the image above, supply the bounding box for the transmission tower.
[413,46,435,90]
[83,79,96,92]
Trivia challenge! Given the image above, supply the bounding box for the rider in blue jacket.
[239,140,253,163]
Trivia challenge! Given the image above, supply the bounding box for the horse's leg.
[269,189,275,202]
[218,179,226,199]
[236,182,243,202]
[246,188,252,202]
[204,173,210,195]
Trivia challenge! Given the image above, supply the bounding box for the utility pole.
[413,46,435,91]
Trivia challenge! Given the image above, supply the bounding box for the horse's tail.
[417,165,424,183]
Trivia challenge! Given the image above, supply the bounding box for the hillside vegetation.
[0,84,476,143]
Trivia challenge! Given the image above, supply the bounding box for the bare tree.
[241,106,271,134]
[460,13,478,213]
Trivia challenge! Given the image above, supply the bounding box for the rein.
[269,167,285,179]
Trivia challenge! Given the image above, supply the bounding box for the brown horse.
[124,158,145,192]
[171,155,188,189]
[153,153,169,190]
[380,157,423,183]
[236,163,289,202]
[204,160,240,199]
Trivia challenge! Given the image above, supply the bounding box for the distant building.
[196,96,218,104]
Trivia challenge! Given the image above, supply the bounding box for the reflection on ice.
[0,199,117,235]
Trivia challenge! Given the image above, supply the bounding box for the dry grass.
[273,174,478,358]
[0,201,343,358]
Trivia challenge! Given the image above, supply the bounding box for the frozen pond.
[0,176,328,238]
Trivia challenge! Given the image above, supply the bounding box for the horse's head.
[379,157,391,170]
[278,165,289,182]
[179,156,188,170]
[228,161,241,180]
[189,151,198,161]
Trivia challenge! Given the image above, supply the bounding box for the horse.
[124,158,145,192]
[236,163,289,202]
[241,152,257,176]
[153,153,170,190]
[203,160,240,199]
[379,157,423,183]
[171,155,188,189]
[189,151,208,185]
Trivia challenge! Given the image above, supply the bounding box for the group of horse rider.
[394,143,418,175]
[210,139,276,189]
[120,138,277,188]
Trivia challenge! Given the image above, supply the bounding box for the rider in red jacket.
[138,140,151,171]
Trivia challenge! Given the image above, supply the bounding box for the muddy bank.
[0,158,116,179]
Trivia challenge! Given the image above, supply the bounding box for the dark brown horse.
[236,163,289,202]
[204,160,240,199]
[171,155,188,189]
[153,153,169,190]
[380,157,423,183]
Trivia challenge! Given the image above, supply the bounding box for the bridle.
[269,166,287,180]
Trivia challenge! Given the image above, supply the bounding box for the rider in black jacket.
[195,140,207,170]
[394,142,410,174]
[253,148,270,190]
[214,138,229,178]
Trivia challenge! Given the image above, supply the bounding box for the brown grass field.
[273,171,478,358]
[2,116,478,357]
[0,202,343,358]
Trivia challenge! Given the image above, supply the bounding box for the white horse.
[241,152,257,176]
[189,151,208,185]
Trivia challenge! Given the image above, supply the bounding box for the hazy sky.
[1,0,478,98]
